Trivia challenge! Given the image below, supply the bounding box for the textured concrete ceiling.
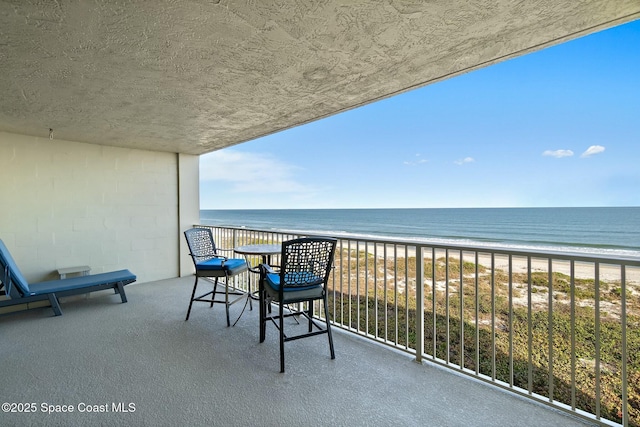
[1,1,638,155]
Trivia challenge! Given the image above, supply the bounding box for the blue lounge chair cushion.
[0,239,31,295]
[196,258,247,275]
[29,270,136,295]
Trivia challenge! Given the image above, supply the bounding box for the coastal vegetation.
[327,248,640,426]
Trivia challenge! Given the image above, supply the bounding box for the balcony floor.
[1,277,597,426]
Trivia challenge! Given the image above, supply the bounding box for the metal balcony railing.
[199,224,640,427]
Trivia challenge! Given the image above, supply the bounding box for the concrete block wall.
[0,131,183,284]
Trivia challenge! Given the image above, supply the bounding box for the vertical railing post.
[570,260,576,410]
[445,249,450,365]
[621,265,628,427]
[548,258,554,402]
[460,250,465,370]
[415,245,425,363]
[508,254,513,386]
[491,253,496,380]
[527,256,533,394]
[595,262,601,420]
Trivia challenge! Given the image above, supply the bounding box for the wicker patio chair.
[259,237,337,372]
[183,228,248,326]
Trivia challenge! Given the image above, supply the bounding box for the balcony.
[2,224,638,426]
[2,275,594,426]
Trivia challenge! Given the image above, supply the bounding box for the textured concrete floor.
[0,277,597,427]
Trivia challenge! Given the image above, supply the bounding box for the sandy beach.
[338,240,640,284]
[481,254,640,283]
[333,240,640,318]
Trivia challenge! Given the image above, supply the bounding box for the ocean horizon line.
[200,207,640,259]
[202,206,640,211]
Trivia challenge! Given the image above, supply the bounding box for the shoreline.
[343,241,640,284]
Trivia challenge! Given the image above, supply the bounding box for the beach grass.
[327,247,640,426]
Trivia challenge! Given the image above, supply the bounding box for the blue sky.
[201,20,639,209]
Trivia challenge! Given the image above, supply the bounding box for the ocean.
[200,207,640,259]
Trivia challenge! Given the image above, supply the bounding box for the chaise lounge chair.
[0,239,136,316]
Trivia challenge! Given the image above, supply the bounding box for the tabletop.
[233,243,281,256]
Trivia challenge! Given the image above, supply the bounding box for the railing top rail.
[198,224,640,267]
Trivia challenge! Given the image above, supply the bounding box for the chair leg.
[308,301,313,333]
[48,293,62,316]
[259,285,266,343]
[247,273,253,311]
[224,276,231,327]
[116,282,127,303]
[279,301,285,373]
[185,276,199,321]
[211,278,219,308]
[324,295,335,360]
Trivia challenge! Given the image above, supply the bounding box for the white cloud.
[581,145,606,158]
[403,159,428,165]
[199,150,312,194]
[404,153,428,166]
[542,149,574,158]
[454,157,475,165]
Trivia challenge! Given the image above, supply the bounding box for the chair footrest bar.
[284,330,329,342]
[193,294,247,305]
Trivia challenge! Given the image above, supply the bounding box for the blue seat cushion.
[264,272,325,303]
[265,272,322,292]
[196,258,247,275]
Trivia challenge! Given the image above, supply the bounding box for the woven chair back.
[184,228,218,263]
[281,237,337,288]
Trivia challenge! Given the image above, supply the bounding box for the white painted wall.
[0,131,192,284]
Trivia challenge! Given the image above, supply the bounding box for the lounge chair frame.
[0,239,136,316]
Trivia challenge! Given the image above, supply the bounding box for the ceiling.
[1,1,638,156]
